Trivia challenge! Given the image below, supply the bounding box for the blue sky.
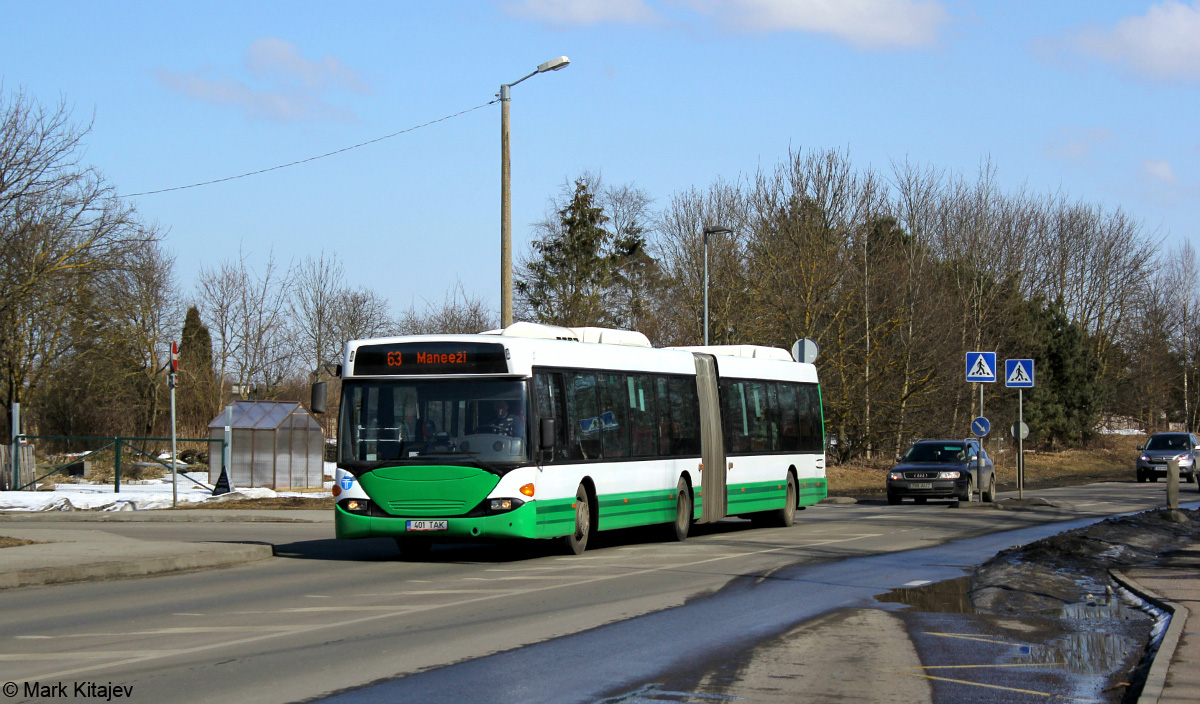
[3,1,1196,314]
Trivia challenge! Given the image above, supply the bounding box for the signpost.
[169,342,179,508]
[965,352,996,501]
[970,416,990,502]
[1005,359,1035,499]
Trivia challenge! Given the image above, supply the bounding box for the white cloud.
[501,0,659,25]
[1045,126,1113,162]
[157,39,367,123]
[156,70,354,123]
[689,0,949,48]
[1142,158,1179,184]
[245,38,371,94]
[498,0,949,48]
[1044,1,1200,82]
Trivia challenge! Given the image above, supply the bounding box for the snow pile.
[0,479,329,512]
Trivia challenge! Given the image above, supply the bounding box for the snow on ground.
[0,467,335,512]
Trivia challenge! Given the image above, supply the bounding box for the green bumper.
[335,501,537,540]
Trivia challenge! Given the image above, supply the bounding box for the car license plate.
[406,520,447,531]
[910,482,932,489]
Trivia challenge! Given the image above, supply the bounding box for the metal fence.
[5,436,223,492]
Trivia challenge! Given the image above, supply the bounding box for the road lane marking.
[358,589,503,596]
[898,672,1054,697]
[924,632,1022,645]
[905,663,1064,669]
[20,532,882,682]
[0,651,177,660]
[277,606,422,613]
[902,580,931,587]
[14,627,300,639]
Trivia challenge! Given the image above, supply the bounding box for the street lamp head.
[537,56,571,73]
[703,225,733,236]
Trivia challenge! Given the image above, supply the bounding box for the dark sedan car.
[886,439,995,504]
[1136,433,1198,483]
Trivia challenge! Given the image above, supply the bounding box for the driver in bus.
[495,401,525,438]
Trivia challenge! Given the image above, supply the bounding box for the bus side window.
[600,373,630,459]
[534,372,568,462]
[670,377,701,455]
[567,372,601,460]
[629,375,658,458]
[656,377,674,456]
[798,384,822,453]
[721,380,751,454]
[777,383,800,452]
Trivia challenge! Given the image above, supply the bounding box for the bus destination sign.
[353,342,508,376]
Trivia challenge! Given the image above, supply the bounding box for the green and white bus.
[326,322,826,554]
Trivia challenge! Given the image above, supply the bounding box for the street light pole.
[702,225,732,346]
[500,56,570,328]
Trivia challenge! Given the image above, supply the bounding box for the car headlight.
[1139,454,1150,462]
[937,471,961,479]
[888,472,902,481]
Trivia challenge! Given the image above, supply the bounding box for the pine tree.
[517,178,622,327]
[1023,299,1101,447]
[179,306,217,435]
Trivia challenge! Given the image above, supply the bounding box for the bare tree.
[195,252,294,400]
[397,283,495,335]
[291,252,348,374]
[0,89,149,433]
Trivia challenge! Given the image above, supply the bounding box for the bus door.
[693,353,726,523]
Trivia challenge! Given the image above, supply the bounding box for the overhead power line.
[122,99,498,198]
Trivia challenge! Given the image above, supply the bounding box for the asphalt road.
[0,482,1187,704]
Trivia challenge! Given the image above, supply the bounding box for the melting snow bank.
[0,481,329,511]
[969,507,1198,703]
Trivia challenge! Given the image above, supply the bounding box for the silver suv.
[1136,433,1198,483]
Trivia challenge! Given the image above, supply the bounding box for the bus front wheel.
[563,485,591,555]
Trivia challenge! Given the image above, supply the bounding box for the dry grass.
[828,434,1146,497]
[0,537,38,549]
[177,496,334,510]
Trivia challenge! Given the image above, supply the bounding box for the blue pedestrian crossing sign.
[1005,359,1035,388]
[965,352,997,383]
[972,416,991,437]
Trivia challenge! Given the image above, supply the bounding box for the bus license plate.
[910,482,932,489]
[406,520,448,531]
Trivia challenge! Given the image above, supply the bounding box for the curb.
[0,543,275,590]
[1111,568,1190,704]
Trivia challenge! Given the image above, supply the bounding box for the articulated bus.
[325,322,827,554]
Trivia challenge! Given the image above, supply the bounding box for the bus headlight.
[488,498,525,513]
[339,498,372,514]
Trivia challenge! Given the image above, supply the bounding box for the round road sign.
[1011,421,1029,440]
[971,416,991,437]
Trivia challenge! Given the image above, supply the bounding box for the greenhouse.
[207,401,324,490]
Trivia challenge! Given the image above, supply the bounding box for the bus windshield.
[338,379,529,472]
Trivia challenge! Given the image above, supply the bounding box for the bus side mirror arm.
[539,418,556,450]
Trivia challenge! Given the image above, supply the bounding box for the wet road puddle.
[874,575,1155,702]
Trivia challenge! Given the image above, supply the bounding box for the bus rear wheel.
[670,478,692,542]
[563,485,591,555]
[768,473,797,527]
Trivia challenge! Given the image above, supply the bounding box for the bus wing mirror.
[539,418,556,450]
[311,382,327,415]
